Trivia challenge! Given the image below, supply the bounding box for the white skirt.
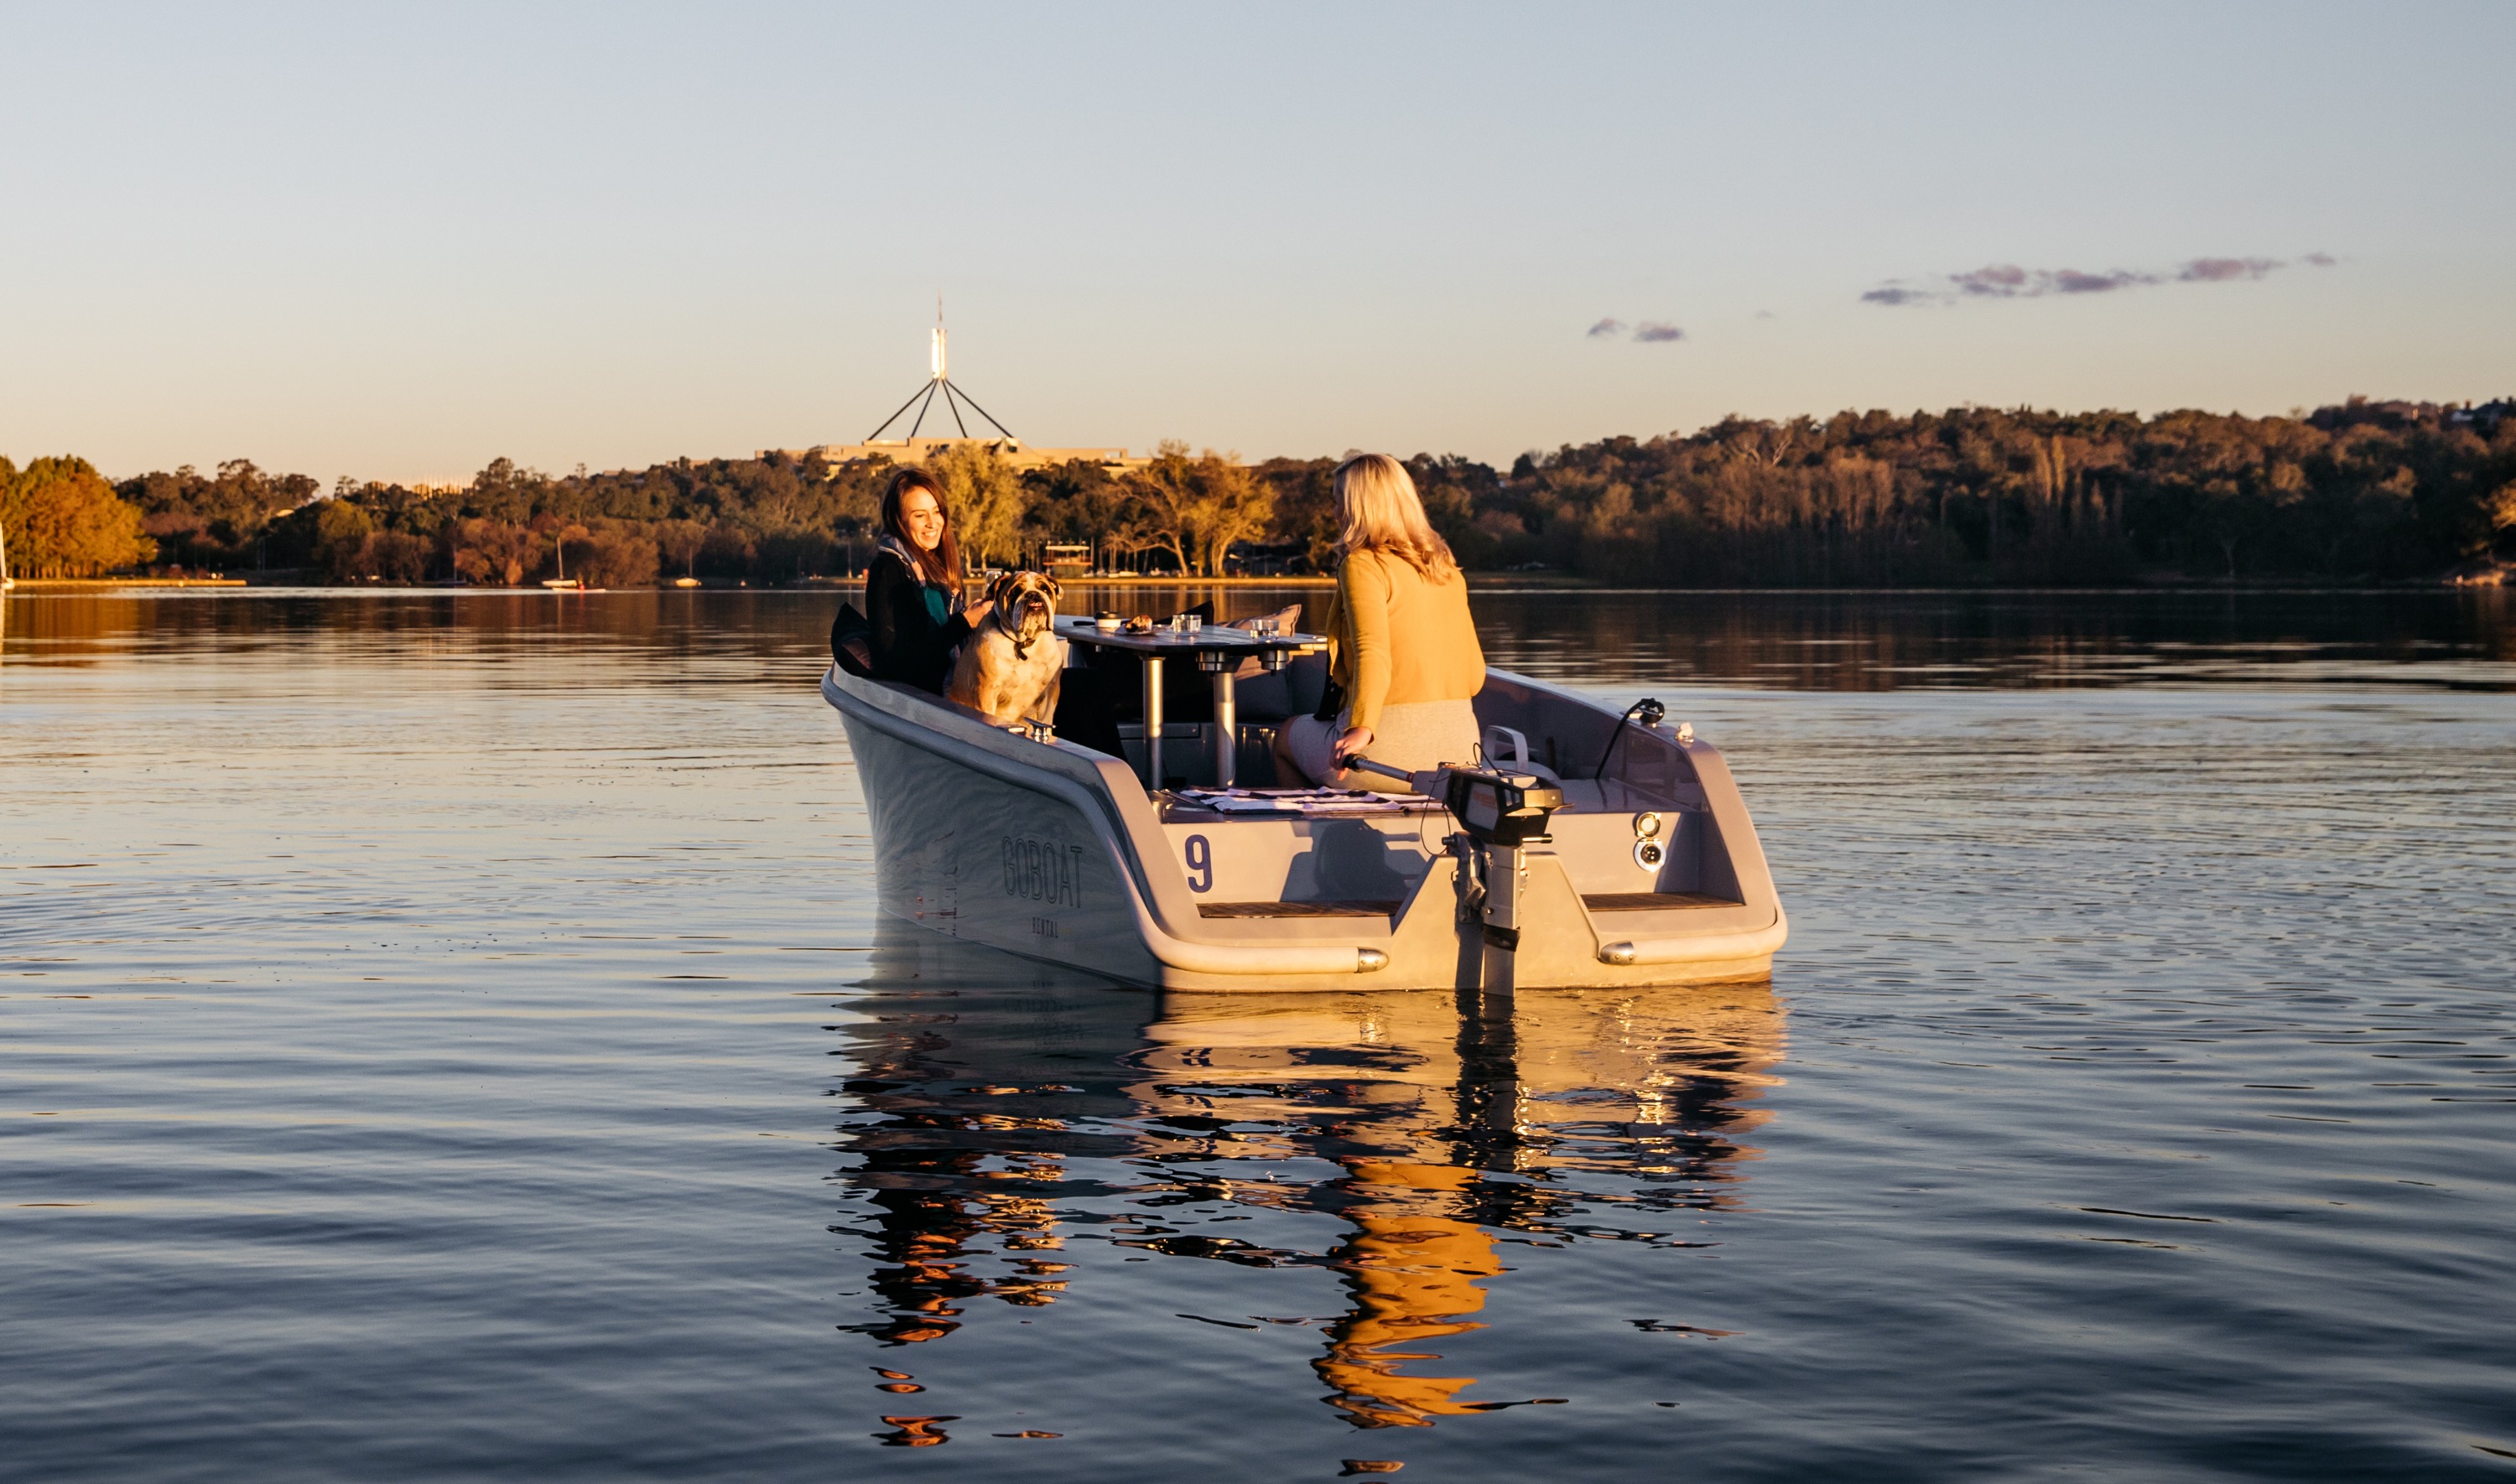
[1281,698,1480,795]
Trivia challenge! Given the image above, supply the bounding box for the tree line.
[1450,397,2516,585]
[5,397,2512,584]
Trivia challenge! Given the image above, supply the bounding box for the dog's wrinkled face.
[987,571,1059,647]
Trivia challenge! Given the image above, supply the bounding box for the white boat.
[542,537,585,589]
[819,620,1786,994]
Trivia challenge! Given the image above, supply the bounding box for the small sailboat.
[542,532,584,590]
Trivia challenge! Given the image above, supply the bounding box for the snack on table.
[1123,615,1155,634]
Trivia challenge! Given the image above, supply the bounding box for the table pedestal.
[1141,656,1163,789]
[1062,617,1321,795]
[1210,670,1238,788]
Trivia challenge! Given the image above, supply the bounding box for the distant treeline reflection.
[8,588,2503,696]
[4,395,2512,584]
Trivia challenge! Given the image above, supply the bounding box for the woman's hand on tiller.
[1332,725,1375,767]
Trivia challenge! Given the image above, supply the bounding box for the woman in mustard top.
[1278,454,1486,793]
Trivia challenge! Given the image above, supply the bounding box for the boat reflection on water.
[830,942,1147,1350]
[827,925,1786,1441]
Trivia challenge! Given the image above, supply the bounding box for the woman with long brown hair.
[865,468,992,693]
[1277,454,1485,792]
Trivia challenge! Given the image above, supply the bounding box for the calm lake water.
[4,588,2511,1481]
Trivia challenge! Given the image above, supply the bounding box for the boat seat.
[1197,900,1401,919]
[1481,724,1564,786]
[1229,651,1329,724]
[1583,891,1737,911]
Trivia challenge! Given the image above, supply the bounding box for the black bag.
[1307,597,1344,721]
[829,603,876,678]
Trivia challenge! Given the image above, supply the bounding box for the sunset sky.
[3,2,2510,483]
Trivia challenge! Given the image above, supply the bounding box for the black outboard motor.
[1443,765,1565,848]
[1343,757,1565,1006]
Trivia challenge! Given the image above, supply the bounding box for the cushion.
[1217,604,1307,720]
[829,603,876,679]
[1224,603,1304,680]
[1232,651,1329,724]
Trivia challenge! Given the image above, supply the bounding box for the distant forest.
[5,397,2512,585]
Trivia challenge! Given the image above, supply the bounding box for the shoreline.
[8,573,2506,596]
[8,577,251,589]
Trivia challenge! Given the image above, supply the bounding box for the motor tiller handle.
[1342,754,1448,796]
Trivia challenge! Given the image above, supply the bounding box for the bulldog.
[947,569,1066,729]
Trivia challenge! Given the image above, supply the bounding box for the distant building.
[767,309,1150,476]
[761,438,1145,473]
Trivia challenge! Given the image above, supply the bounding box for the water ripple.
[3,591,2510,1481]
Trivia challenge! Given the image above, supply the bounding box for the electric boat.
[819,615,1786,994]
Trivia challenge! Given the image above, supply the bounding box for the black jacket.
[865,546,970,693]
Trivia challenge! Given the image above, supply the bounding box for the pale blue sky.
[3,2,2510,483]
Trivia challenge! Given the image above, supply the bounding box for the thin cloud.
[1950,263,2152,298]
[2304,252,2337,267]
[1585,317,1685,342]
[2053,268,2150,293]
[2178,257,2279,283]
[1867,254,2321,307]
[1951,263,2034,295]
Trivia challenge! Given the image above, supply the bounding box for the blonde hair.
[1332,454,1458,580]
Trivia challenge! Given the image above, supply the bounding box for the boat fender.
[1594,912,1791,968]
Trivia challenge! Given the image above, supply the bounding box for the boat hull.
[846,708,1166,986]
[824,666,1785,993]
